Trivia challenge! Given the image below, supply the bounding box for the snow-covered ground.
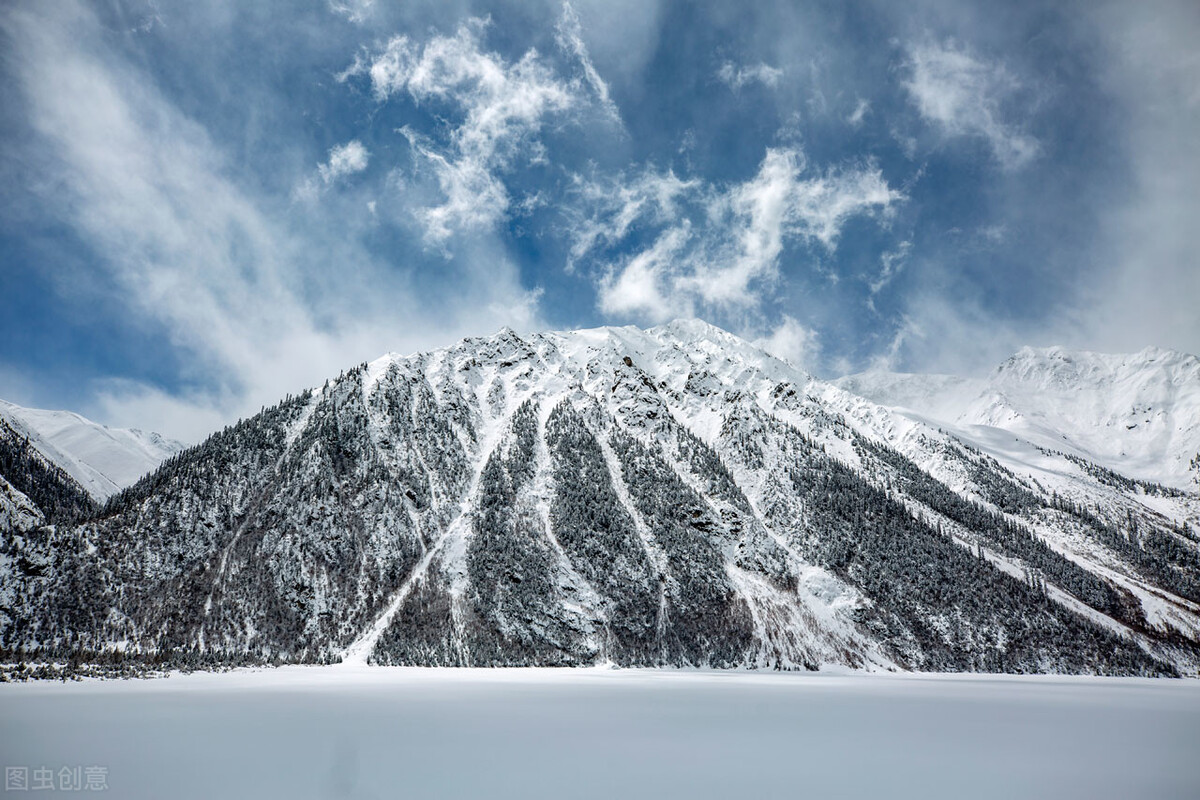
[2,667,1197,799]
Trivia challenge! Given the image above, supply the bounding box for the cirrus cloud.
[903,39,1039,169]
[319,139,369,184]
[717,61,784,91]
[340,6,616,246]
[580,147,903,323]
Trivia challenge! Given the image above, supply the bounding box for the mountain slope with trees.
[2,321,1198,677]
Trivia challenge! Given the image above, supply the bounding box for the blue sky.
[1,0,1198,441]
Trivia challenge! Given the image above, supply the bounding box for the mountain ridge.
[2,321,1198,677]
[0,399,185,501]
[836,344,1200,491]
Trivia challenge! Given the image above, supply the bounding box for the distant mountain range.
[1,321,1197,677]
[0,399,184,501]
[837,345,1200,491]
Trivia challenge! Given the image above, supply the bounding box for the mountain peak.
[0,399,184,500]
[993,344,1200,391]
[651,317,732,340]
[5,322,1198,677]
[841,343,1200,489]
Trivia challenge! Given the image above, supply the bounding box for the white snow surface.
[0,474,42,534]
[0,399,185,500]
[2,666,1198,800]
[837,345,1200,490]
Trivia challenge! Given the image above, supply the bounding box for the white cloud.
[1073,1,1200,358]
[556,2,621,123]
[847,98,870,127]
[717,61,784,91]
[328,0,374,25]
[684,149,901,308]
[295,139,371,201]
[554,0,666,91]
[979,224,1006,245]
[903,39,1038,169]
[752,315,820,370]
[869,240,911,304]
[578,146,902,324]
[343,16,593,245]
[92,381,232,446]
[871,294,1025,376]
[3,1,545,441]
[567,167,697,269]
[598,226,692,320]
[398,126,511,244]
[319,139,369,184]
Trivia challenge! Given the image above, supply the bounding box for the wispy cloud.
[6,0,1194,437]
[296,139,371,200]
[752,315,820,370]
[598,226,691,320]
[580,147,902,322]
[1072,0,1200,357]
[717,61,784,91]
[319,139,369,184]
[556,2,621,124]
[868,240,911,308]
[871,293,1024,376]
[566,167,697,270]
[328,0,374,25]
[342,9,614,246]
[903,39,1038,169]
[2,1,544,440]
[396,125,513,245]
[847,98,870,127]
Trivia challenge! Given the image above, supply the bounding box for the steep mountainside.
[0,417,96,526]
[2,322,1198,676]
[838,346,1200,490]
[0,400,185,501]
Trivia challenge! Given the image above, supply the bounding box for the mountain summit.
[0,399,184,501]
[838,345,1200,490]
[2,322,1198,675]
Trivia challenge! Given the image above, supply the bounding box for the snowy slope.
[0,399,184,500]
[0,474,42,534]
[837,346,1200,490]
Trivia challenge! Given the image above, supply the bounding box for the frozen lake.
[2,666,1198,799]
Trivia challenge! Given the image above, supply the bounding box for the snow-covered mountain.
[837,346,1200,491]
[3,322,1198,676]
[0,399,184,501]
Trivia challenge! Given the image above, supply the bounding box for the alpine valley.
[2,320,1199,677]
